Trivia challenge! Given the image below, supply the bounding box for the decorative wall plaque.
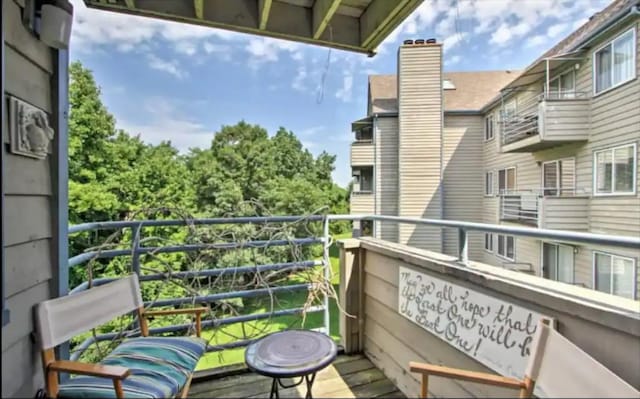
[7,96,54,159]
[398,266,551,380]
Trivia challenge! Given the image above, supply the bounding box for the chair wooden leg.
[113,379,125,399]
[179,375,193,398]
[519,376,534,398]
[421,374,429,398]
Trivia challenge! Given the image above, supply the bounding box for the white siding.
[442,115,484,259]
[350,142,374,166]
[375,117,399,241]
[397,44,443,251]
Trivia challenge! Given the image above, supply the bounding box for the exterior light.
[40,1,74,49]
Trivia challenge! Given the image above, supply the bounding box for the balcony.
[350,141,374,166]
[43,215,640,398]
[501,93,590,153]
[350,192,374,214]
[500,191,589,230]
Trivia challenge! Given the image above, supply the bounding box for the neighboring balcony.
[501,93,590,153]
[500,191,589,230]
[350,191,374,214]
[350,141,374,166]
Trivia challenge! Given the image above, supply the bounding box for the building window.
[548,70,576,99]
[594,28,636,94]
[594,143,636,195]
[485,171,494,196]
[496,235,515,261]
[484,115,494,141]
[352,166,373,192]
[542,158,575,196]
[593,252,636,299]
[498,167,516,194]
[361,220,373,237]
[543,243,574,283]
[484,233,493,252]
[501,100,517,120]
[355,126,373,142]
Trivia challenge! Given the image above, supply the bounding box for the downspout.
[1,1,8,327]
[372,115,378,238]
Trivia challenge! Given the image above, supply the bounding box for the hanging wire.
[316,25,334,104]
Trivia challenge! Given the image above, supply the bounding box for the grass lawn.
[196,232,352,370]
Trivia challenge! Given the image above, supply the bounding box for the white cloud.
[335,72,354,103]
[490,21,532,47]
[446,55,462,65]
[146,54,185,79]
[118,97,214,153]
[547,23,568,38]
[245,37,303,68]
[292,65,308,92]
[443,33,467,50]
[525,34,547,48]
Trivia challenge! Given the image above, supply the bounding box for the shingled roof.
[368,70,520,113]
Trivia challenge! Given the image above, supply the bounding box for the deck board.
[189,354,404,398]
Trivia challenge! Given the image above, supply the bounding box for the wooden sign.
[398,266,549,379]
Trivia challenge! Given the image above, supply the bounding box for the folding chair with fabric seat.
[410,319,639,398]
[34,274,208,399]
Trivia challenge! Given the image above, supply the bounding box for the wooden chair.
[34,274,209,398]
[410,319,639,398]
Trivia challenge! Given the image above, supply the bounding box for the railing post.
[322,216,330,336]
[131,223,142,275]
[338,239,363,354]
[458,228,468,265]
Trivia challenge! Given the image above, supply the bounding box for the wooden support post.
[338,239,363,354]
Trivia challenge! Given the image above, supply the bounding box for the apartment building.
[350,0,640,300]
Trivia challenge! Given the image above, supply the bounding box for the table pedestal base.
[270,373,317,399]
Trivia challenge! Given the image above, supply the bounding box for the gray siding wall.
[481,19,640,296]
[397,44,443,252]
[2,1,56,396]
[442,114,483,259]
[375,117,399,242]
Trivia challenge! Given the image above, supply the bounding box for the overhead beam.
[258,0,273,30]
[312,0,342,39]
[360,0,413,49]
[194,0,203,19]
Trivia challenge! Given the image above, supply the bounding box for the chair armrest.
[48,360,130,380]
[142,307,209,317]
[409,362,524,389]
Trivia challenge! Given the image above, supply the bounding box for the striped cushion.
[58,337,207,399]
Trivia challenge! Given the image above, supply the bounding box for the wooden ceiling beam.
[312,0,342,39]
[360,0,412,49]
[194,0,204,19]
[258,0,273,30]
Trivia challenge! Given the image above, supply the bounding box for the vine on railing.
[68,204,349,366]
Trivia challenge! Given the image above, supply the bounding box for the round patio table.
[245,330,338,399]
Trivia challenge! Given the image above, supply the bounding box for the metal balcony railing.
[500,192,540,226]
[64,213,640,363]
[67,216,332,362]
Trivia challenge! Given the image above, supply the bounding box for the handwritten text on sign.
[398,266,548,379]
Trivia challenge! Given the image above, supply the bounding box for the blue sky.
[69,0,608,187]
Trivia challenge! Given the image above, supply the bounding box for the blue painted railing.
[67,215,331,361]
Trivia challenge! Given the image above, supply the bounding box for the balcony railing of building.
[66,215,334,363]
[500,91,590,148]
[63,214,639,369]
[499,188,590,227]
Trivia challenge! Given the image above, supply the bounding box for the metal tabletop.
[245,330,338,379]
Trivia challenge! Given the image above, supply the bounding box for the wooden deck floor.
[188,354,404,398]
